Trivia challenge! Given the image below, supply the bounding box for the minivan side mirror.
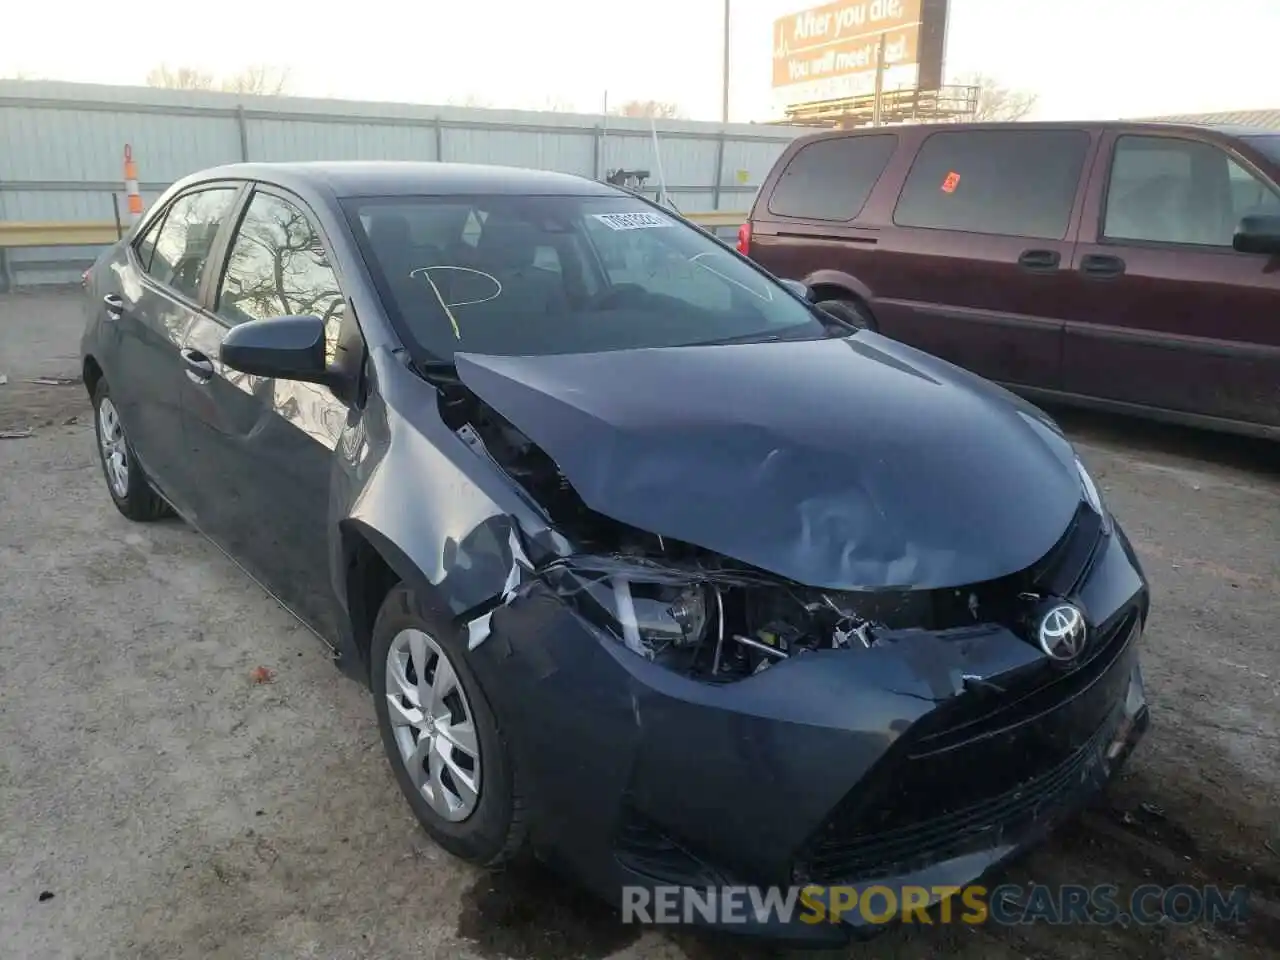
[779,278,813,301]
[1232,214,1280,255]
[221,314,339,388]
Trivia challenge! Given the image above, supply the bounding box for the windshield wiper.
[691,332,783,346]
[408,356,460,383]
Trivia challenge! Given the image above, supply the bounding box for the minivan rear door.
[1062,130,1280,428]
[870,127,1095,390]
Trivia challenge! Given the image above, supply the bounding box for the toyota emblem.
[1037,603,1088,661]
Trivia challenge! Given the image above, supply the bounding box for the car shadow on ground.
[1046,405,1280,476]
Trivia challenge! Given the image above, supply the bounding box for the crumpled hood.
[454,333,1085,590]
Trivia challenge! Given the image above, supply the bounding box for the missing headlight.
[606,577,710,658]
[540,556,886,681]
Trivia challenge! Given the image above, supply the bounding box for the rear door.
[872,128,1095,388]
[1062,131,1280,428]
[180,185,352,640]
[107,184,243,510]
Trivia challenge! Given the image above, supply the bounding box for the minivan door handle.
[1016,249,1061,273]
[102,293,124,320]
[180,348,215,384]
[1080,253,1126,279]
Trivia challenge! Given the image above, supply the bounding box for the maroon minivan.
[742,122,1280,437]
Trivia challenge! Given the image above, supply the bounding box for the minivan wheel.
[371,583,527,866]
[91,379,172,522]
[816,298,876,332]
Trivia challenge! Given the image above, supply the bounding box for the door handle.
[180,348,215,384]
[103,293,124,320]
[1017,249,1061,273]
[1080,253,1126,279]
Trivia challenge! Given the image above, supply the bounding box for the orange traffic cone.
[124,145,142,224]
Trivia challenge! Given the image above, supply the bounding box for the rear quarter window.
[893,129,1090,240]
[766,134,898,221]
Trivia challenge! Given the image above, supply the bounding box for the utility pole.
[721,0,731,123]
[871,32,887,127]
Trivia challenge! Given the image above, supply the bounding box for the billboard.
[772,0,949,108]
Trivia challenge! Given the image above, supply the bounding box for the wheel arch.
[339,519,424,685]
[337,514,529,686]
[803,268,875,308]
[83,355,104,402]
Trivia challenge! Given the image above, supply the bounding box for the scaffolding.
[779,84,982,129]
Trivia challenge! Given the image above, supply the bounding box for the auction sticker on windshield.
[593,211,674,230]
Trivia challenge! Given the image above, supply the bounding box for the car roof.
[790,119,1280,143]
[193,160,622,199]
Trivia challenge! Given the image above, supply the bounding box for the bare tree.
[220,65,291,96]
[145,63,291,95]
[447,93,495,109]
[535,94,578,113]
[954,73,1038,122]
[613,100,684,120]
[145,64,215,90]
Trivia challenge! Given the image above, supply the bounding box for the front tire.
[371,583,526,866]
[816,298,876,332]
[91,379,172,522]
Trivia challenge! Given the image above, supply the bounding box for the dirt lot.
[1,289,1278,960]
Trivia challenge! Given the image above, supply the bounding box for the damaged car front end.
[326,182,1149,946]
[390,336,1150,945]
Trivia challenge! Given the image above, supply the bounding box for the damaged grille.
[796,710,1120,883]
[795,602,1140,884]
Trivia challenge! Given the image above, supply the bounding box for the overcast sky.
[4,0,1277,121]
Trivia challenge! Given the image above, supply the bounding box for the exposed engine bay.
[440,384,1059,682]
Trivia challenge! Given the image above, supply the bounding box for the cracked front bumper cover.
[463,531,1149,944]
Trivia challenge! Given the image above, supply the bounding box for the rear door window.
[893,129,1090,239]
[1103,135,1280,247]
[132,209,168,273]
[766,135,897,221]
[146,187,240,301]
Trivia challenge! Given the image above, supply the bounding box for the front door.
[179,186,352,641]
[1063,131,1280,428]
[109,185,242,510]
[871,127,1095,389]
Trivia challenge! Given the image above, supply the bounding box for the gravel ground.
[1,289,1277,960]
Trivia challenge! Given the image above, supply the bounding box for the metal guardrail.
[0,221,121,247]
[0,212,749,249]
[683,211,749,228]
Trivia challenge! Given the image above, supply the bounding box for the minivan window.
[767,135,897,221]
[1103,136,1280,247]
[893,129,1090,240]
[1244,135,1280,165]
[345,195,827,362]
[146,187,239,301]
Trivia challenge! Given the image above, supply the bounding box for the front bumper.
[467,527,1150,945]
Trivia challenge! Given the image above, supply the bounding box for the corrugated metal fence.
[0,80,806,288]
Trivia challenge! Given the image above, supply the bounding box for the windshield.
[1244,135,1280,165]
[343,194,825,362]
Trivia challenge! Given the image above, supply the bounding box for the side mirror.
[779,278,813,301]
[1232,214,1280,255]
[220,314,336,386]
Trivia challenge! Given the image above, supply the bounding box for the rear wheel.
[371,583,527,866]
[816,298,876,332]
[91,379,172,522]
